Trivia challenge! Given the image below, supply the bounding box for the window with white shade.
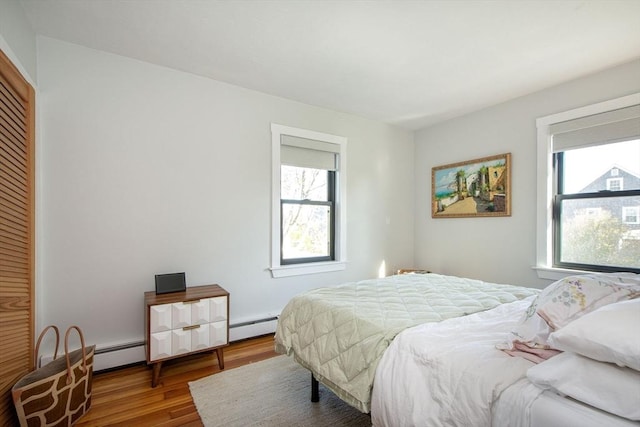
[280,135,337,264]
[536,95,640,278]
[270,124,347,277]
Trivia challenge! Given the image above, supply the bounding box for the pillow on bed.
[548,298,640,371]
[498,272,640,350]
[527,352,640,421]
[535,272,640,330]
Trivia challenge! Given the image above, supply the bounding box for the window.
[623,206,639,224]
[270,124,347,277]
[554,140,640,272]
[536,94,640,279]
[606,177,623,191]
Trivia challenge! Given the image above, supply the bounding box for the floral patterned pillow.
[536,272,640,330]
[498,272,640,350]
[497,294,553,350]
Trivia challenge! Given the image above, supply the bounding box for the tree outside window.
[280,166,334,263]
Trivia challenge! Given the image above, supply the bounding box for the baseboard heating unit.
[229,315,278,342]
[40,315,279,372]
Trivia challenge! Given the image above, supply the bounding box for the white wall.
[0,0,36,84]
[36,37,415,349]
[414,59,640,288]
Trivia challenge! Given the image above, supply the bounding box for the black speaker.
[155,272,186,294]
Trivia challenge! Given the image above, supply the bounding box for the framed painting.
[432,153,511,218]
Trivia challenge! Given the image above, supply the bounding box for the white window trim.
[270,123,347,278]
[535,92,640,281]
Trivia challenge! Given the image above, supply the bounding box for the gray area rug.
[189,355,371,426]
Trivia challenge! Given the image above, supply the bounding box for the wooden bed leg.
[311,374,319,402]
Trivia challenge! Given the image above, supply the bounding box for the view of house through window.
[555,139,640,271]
[280,165,334,263]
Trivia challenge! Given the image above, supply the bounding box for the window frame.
[270,123,347,278]
[535,93,640,280]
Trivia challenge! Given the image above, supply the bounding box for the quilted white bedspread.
[274,273,538,413]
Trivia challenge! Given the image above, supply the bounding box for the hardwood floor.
[76,334,279,427]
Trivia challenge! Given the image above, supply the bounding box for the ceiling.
[19,0,640,130]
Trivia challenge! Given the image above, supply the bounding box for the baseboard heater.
[230,315,278,328]
[229,315,278,342]
[39,340,146,372]
[95,341,145,355]
[41,315,280,372]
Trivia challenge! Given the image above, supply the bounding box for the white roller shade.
[281,134,339,170]
[551,104,640,152]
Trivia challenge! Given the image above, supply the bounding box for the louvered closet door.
[0,49,35,426]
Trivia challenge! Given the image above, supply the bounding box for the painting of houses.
[432,153,511,218]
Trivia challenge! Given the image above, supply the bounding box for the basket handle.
[34,325,60,370]
[64,325,88,384]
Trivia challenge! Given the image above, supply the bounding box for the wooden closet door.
[0,48,35,426]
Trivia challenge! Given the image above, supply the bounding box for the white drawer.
[210,296,227,322]
[210,320,227,347]
[171,328,192,356]
[191,323,211,351]
[149,330,172,361]
[149,304,172,333]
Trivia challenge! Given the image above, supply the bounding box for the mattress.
[493,378,640,427]
[275,273,538,413]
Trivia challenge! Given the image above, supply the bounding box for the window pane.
[282,204,330,260]
[281,165,328,201]
[562,139,640,194]
[559,196,640,269]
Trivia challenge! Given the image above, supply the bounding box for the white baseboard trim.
[40,342,146,372]
[40,317,279,372]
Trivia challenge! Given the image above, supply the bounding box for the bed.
[371,272,640,426]
[274,273,539,413]
[275,271,640,426]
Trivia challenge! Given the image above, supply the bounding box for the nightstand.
[144,284,229,387]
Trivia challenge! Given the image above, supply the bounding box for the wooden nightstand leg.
[151,362,162,387]
[215,348,225,370]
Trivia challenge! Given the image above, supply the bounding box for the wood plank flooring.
[76,334,279,427]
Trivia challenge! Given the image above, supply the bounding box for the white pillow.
[527,352,640,421]
[548,298,640,371]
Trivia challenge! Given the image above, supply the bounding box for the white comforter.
[371,296,536,427]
